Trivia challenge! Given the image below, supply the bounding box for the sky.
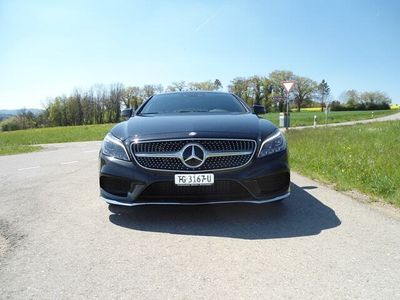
[0,0,399,109]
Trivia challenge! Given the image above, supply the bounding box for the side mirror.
[252,105,266,115]
[121,108,133,119]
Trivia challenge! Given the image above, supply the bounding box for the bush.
[364,102,391,110]
[0,117,22,131]
[330,101,391,111]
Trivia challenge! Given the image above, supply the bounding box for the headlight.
[258,130,287,158]
[101,133,130,161]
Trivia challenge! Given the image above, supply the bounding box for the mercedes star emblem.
[181,144,205,168]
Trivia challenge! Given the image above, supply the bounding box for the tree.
[68,90,84,125]
[228,77,249,98]
[93,84,107,124]
[166,81,186,92]
[48,97,63,126]
[248,76,263,105]
[360,91,391,105]
[360,91,391,109]
[187,80,218,91]
[36,108,49,127]
[142,84,163,99]
[228,76,272,109]
[124,86,142,109]
[16,108,28,129]
[248,76,272,108]
[108,83,124,122]
[340,89,360,108]
[268,70,295,97]
[262,77,273,111]
[318,80,330,111]
[16,108,36,129]
[214,79,222,90]
[82,88,100,125]
[268,70,295,111]
[292,76,318,112]
[228,77,251,105]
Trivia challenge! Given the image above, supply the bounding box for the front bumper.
[99,151,290,206]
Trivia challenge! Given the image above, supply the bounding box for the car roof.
[154,91,231,97]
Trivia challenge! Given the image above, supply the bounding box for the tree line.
[0,70,392,131]
[331,90,391,111]
[228,71,390,112]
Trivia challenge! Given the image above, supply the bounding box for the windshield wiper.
[175,109,209,113]
[140,112,159,115]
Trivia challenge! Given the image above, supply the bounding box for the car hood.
[111,113,277,142]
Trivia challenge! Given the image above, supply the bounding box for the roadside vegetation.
[286,121,400,207]
[0,124,113,155]
[1,70,394,133]
[1,109,398,155]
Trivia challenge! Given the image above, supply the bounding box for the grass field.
[0,124,114,155]
[262,110,396,127]
[0,109,398,156]
[286,121,400,207]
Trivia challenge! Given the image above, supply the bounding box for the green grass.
[286,121,400,207]
[0,110,398,155]
[0,124,114,155]
[262,110,396,127]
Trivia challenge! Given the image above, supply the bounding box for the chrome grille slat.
[131,139,256,172]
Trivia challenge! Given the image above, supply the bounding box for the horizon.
[1,0,399,109]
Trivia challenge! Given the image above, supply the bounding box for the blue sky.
[0,0,399,109]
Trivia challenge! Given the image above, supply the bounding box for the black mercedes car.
[99,91,290,207]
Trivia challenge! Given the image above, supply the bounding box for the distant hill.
[0,108,43,122]
[0,113,14,121]
[0,108,43,115]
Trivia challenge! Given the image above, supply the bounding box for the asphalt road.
[1,141,400,299]
[291,111,400,130]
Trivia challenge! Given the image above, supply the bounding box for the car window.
[139,93,247,114]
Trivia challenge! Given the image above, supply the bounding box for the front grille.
[131,139,256,172]
[133,141,186,153]
[137,181,252,203]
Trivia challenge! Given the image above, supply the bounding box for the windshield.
[139,92,247,115]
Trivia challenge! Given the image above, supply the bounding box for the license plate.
[174,174,214,186]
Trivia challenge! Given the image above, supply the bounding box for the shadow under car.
[108,183,341,240]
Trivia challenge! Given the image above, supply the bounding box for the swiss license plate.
[174,174,214,186]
